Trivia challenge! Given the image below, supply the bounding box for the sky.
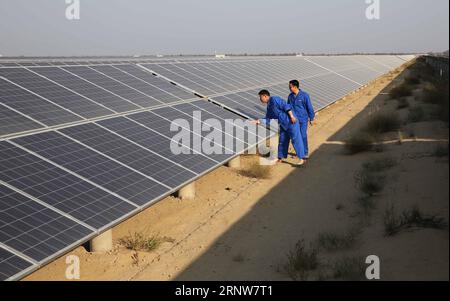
[0,0,448,57]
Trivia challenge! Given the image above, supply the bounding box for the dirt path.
[25,64,449,281]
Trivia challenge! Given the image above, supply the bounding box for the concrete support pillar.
[258,135,280,160]
[270,134,279,156]
[90,229,113,252]
[177,182,196,200]
[227,156,241,169]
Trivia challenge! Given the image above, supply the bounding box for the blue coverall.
[260,96,305,160]
[287,91,315,157]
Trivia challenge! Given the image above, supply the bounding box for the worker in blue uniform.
[254,90,305,166]
[287,80,315,159]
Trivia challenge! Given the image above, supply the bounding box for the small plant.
[433,144,449,158]
[404,76,421,86]
[119,232,163,252]
[396,98,410,110]
[332,256,367,281]
[390,84,413,99]
[384,205,447,236]
[232,254,245,263]
[240,163,272,179]
[406,128,416,138]
[355,171,386,196]
[373,143,385,153]
[284,240,319,281]
[316,229,359,252]
[407,106,426,123]
[364,112,401,135]
[131,252,139,267]
[421,81,449,122]
[345,131,375,154]
[362,157,398,173]
[357,195,377,215]
[336,204,345,211]
[422,82,446,104]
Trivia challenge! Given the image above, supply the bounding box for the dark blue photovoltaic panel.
[114,64,196,101]
[96,116,223,173]
[62,66,161,108]
[0,55,414,281]
[0,185,93,262]
[144,64,217,95]
[209,95,261,120]
[171,102,265,151]
[0,141,137,230]
[0,77,81,126]
[128,112,232,164]
[149,106,237,161]
[188,100,273,143]
[59,123,198,188]
[0,247,33,281]
[90,65,174,106]
[0,104,43,136]
[14,132,170,207]
[0,68,114,119]
[30,67,140,113]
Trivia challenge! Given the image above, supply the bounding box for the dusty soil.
[24,63,449,281]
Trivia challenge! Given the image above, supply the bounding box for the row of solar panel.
[0,56,412,138]
[0,55,413,280]
[0,55,415,68]
[145,55,413,118]
[0,64,199,137]
[143,55,412,97]
[0,56,290,67]
[0,99,271,281]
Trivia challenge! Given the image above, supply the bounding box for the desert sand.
[24,62,449,281]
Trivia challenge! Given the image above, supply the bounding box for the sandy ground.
[24,63,449,281]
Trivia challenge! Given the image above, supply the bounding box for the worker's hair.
[289,80,300,88]
[258,89,271,97]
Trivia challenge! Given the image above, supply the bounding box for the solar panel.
[0,141,138,230]
[114,64,196,101]
[95,115,223,174]
[13,132,170,207]
[0,246,34,281]
[0,55,415,280]
[59,123,200,188]
[0,68,114,119]
[62,66,162,108]
[0,77,82,126]
[335,67,380,85]
[149,106,236,161]
[30,67,140,113]
[89,65,188,105]
[170,102,267,152]
[0,104,43,136]
[0,184,93,262]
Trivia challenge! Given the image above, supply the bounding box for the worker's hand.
[291,116,297,124]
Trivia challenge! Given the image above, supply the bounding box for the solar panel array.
[142,55,415,118]
[0,55,414,280]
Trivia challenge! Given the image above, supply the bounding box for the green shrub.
[364,112,401,135]
[407,106,426,123]
[345,131,375,154]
